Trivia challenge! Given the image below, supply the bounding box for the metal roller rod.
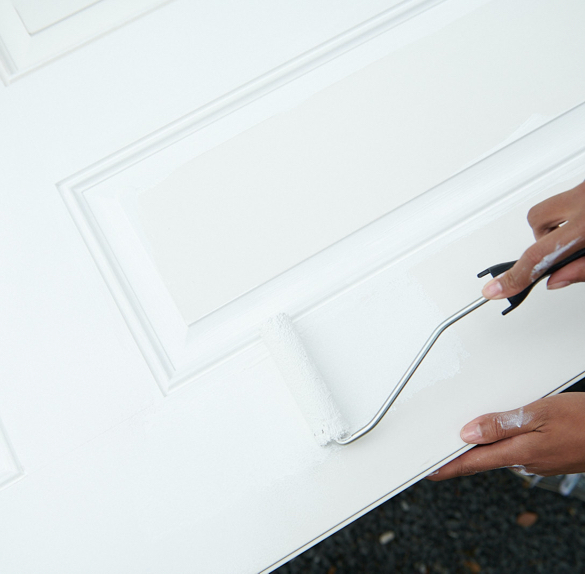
[336,296,489,445]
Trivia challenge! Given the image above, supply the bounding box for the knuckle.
[523,245,544,269]
[457,463,478,477]
[492,416,511,440]
[528,401,550,432]
[501,268,523,292]
[526,204,542,227]
[527,198,553,229]
[527,201,569,236]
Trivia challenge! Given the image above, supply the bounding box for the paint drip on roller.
[260,314,349,446]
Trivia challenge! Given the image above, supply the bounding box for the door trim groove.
[58,101,585,395]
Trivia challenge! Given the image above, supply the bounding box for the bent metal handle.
[336,247,585,445]
[335,296,488,445]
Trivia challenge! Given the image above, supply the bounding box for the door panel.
[13,0,106,32]
[139,0,585,325]
[1,0,585,573]
[0,0,168,80]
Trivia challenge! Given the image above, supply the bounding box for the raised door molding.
[2,1,585,571]
[58,102,585,397]
[0,0,169,83]
[57,0,585,395]
[55,0,479,393]
[0,0,444,85]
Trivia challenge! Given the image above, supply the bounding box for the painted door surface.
[1,1,585,572]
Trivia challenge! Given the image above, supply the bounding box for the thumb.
[460,406,537,445]
[481,228,585,299]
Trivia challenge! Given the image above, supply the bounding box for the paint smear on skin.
[530,238,580,282]
[508,465,536,477]
[497,406,533,431]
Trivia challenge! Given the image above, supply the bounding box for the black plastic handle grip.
[478,247,585,315]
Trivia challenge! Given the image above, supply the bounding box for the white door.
[1,1,585,572]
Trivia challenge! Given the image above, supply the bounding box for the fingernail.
[482,279,503,299]
[547,281,571,290]
[460,423,482,443]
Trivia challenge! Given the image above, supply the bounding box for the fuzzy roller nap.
[260,314,349,446]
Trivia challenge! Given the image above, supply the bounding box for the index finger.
[482,223,585,299]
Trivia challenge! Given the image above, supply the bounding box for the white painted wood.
[12,0,101,33]
[59,0,585,395]
[0,0,584,573]
[0,0,421,83]
[0,418,22,490]
[64,102,585,398]
[138,5,585,325]
[0,0,168,81]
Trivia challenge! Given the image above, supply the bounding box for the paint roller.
[261,248,585,446]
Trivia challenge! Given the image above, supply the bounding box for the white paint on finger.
[497,406,534,430]
[530,238,580,282]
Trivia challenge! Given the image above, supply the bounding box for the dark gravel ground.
[274,379,585,574]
